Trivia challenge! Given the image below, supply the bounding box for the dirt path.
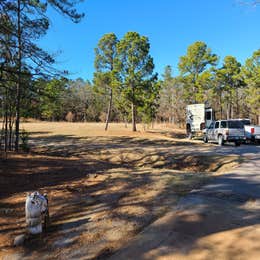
[109,154,260,260]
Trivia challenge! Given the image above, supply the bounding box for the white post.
[25,192,48,235]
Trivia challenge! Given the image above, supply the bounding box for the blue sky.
[39,0,260,80]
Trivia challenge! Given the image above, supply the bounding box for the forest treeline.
[2,38,258,126]
[0,0,84,151]
[1,2,260,151]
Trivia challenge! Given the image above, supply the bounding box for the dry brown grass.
[0,122,241,259]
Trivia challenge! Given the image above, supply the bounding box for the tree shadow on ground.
[28,133,198,157]
[1,161,260,259]
[106,170,260,260]
[0,160,204,258]
[0,154,119,199]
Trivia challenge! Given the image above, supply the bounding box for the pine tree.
[94,33,118,130]
[115,32,156,131]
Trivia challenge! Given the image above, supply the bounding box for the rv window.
[206,111,211,120]
[220,121,227,128]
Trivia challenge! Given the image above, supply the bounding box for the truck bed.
[244,125,260,142]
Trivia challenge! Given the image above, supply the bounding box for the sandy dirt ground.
[109,157,260,260]
[0,123,242,259]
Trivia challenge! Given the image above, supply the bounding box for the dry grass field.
[0,122,241,259]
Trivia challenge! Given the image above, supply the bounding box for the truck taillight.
[251,128,255,134]
[200,122,205,130]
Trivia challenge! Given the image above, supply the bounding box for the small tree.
[94,33,118,130]
[139,79,160,128]
[115,32,155,131]
[158,66,176,123]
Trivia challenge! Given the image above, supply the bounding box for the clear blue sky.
[39,0,260,80]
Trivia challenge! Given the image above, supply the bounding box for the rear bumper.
[226,136,246,142]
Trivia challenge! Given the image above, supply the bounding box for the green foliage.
[39,78,68,120]
[242,49,260,120]
[94,33,119,92]
[94,33,118,72]
[115,32,154,89]
[25,77,106,122]
[243,49,260,86]
[214,56,244,118]
[178,41,218,103]
[139,80,161,124]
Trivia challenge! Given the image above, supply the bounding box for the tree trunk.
[4,107,8,153]
[105,88,112,131]
[227,92,232,120]
[219,91,222,119]
[15,0,22,151]
[228,104,231,119]
[236,89,239,118]
[124,115,127,128]
[227,102,230,120]
[132,102,137,132]
[131,84,137,132]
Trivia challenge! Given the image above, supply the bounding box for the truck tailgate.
[254,126,260,135]
[229,128,245,136]
[254,126,260,139]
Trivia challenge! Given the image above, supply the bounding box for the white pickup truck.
[236,119,260,143]
[203,120,246,146]
[244,124,260,143]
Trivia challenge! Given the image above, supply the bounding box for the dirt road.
[109,146,260,260]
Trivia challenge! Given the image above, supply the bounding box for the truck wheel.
[218,135,224,146]
[235,141,241,147]
[186,124,192,139]
[203,135,208,143]
[187,132,192,139]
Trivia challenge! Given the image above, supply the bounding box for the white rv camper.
[186,104,214,138]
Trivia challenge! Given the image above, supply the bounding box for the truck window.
[209,122,214,129]
[228,121,244,129]
[215,122,219,128]
[241,120,251,125]
[220,121,227,128]
[205,111,211,120]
